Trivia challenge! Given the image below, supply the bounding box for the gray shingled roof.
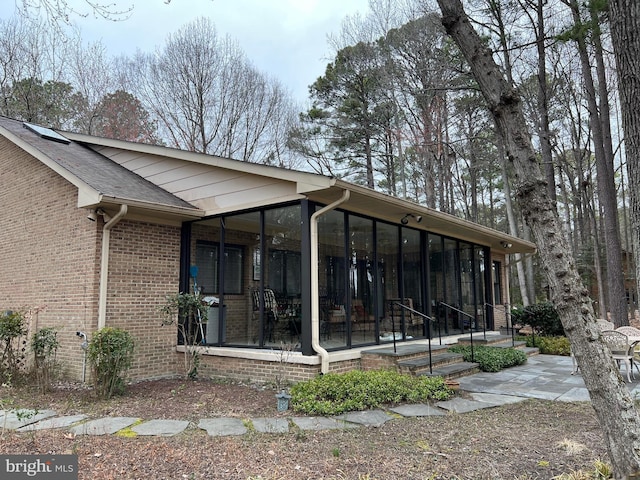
[0,116,198,211]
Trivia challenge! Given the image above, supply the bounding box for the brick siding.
[0,137,101,380]
[0,138,183,381]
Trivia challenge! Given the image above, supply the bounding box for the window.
[195,242,244,295]
[492,261,502,305]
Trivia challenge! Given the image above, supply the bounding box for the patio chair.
[601,330,634,382]
[571,319,619,374]
[596,319,615,331]
[252,288,278,342]
[616,326,640,376]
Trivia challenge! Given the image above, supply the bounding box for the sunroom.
[180,180,535,376]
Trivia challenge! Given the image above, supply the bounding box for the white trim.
[176,333,482,367]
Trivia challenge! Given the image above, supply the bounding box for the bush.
[159,292,209,379]
[290,369,452,415]
[87,327,135,399]
[31,327,59,392]
[0,310,28,382]
[519,335,571,356]
[448,345,527,372]
[511,302,564,336]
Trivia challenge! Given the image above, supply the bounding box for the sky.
[38,0,371,104]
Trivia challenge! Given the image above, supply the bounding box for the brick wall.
[0,138,184,382]
[0,137,101,380]
[103,220,182,380]
[195,352,360,384]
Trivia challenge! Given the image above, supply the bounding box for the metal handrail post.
[391,301,433,373]
[440,302,476,362]
[485,302,514,346]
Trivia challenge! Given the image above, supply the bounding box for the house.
[0,116,536,383]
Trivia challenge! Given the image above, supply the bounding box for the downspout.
[311,190,350,374]
[97,204,128,329]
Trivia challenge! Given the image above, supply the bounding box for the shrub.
[87,327,134,399]
[30,327,59,393]
[448,345,527,372]
[0,310,28,382]
[290,369,452,415]
[511,302,564,336]
[519,335,571,356]
[159,292,209,379]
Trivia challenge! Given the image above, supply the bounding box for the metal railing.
[439,302,477,362]
[390,301,435,374]
[485,303,515,347]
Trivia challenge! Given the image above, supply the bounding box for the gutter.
[310,190,350,374]
[97,204,128,329]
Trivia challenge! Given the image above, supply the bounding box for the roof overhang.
[62,131,336,194]
[307,181,536,254]
[61,131,535,253]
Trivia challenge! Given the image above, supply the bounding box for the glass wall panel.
[443,237,461,333]
[492,261,502,305]
[265,205,302,346]
[318,209,347,349]
[475,246,487,330]
[428,234,445,335]
[349,215,376,346]
[402,227,424,338]
[459,242,475,331]
[377,222,400,342]
[219,211,260,346]
[188,218,222,345]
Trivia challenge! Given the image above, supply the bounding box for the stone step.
[456,334,519,346]
[419,361,481,380]
[361,336,539,379]
[361,342,452,359]
[398,352,465,375]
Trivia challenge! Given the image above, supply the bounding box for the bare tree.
[15,0,133,24]
[129,17,297,165]
[436,1,640,476]
[67,40,116,134]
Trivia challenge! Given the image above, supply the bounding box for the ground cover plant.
[448,345,527,372]
[289,369,452,415]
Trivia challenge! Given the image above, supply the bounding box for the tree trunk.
[534,0,557,204]
[500,140,531,306]
[436,1,640,477]
[609,0,640,326]
[568,0,627,327]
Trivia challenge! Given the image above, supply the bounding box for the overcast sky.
[44,0,371,104]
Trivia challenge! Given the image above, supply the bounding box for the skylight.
[23,122,70,144]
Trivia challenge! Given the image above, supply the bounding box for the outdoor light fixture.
[401,213,423,225]
[500,241,513,249]
[87,208,111,222]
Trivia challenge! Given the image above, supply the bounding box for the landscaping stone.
[131,419,190,436]
[198,418,247,436]
[69,417,139,435]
